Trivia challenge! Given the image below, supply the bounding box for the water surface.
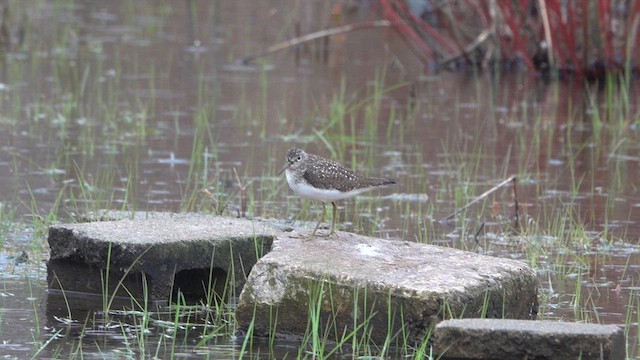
[0,0,639,358]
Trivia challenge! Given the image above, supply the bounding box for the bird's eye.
[297,155,301,161]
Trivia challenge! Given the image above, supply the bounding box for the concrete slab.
[236,229,538,344]
[432,318,625,360]
[47,214,276,301]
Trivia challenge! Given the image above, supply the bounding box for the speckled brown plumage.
[281,148,396,192]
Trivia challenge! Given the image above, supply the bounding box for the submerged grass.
[40,247,241,358]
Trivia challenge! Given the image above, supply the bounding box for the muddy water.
[0,1,639,358]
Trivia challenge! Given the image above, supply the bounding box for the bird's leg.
[330,201,337,236]
[312,202,326,237]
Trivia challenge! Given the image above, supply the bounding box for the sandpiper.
[278,147,397,236]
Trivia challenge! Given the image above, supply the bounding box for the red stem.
[631,1,640,64]
[393,0,459,55]
[378,0,435,62]
[498,0,536,71]
[598,0,613,67]
[546,0,580,73]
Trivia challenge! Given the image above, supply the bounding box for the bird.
[278,147,397,236]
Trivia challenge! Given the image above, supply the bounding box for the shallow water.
[1,0,639,358]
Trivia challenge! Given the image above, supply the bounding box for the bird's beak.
[277,162,290,176]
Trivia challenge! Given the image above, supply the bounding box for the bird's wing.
[303,161,361,191]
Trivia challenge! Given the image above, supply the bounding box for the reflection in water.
[0,0,638,358]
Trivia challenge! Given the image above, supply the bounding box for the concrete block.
[432,318,625,359]
[236,230,538,345]
[47,214,276,302]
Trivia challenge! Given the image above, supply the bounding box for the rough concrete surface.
[236,229,538,345]
[432,318,625,360]
[47,214,277,300]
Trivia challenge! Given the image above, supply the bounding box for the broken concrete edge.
[46,214,281,300]
[75,210,184,222]
[236,233,539,346]
[235,267,433,347]
[432,318,626,360]
[73,210,295,233]
[51,214,608,354]
[237,266,536,346]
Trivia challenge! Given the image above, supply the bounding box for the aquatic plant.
[378,0,640,78]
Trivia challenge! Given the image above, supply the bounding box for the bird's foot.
[308,228,338,239]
